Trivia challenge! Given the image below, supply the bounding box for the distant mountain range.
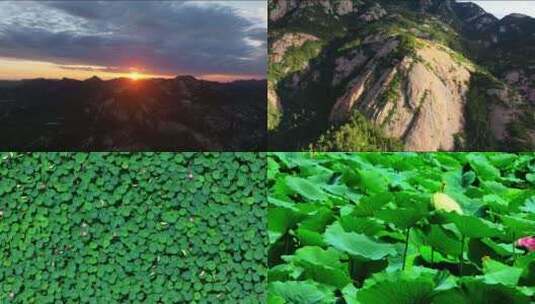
[0,76,266,151]
[268,0,535,151]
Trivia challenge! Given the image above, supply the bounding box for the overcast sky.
[462,1,535,18]
[0,1,266,80]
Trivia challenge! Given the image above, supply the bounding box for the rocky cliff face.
[269,0,535,151]
[331,41,475,151]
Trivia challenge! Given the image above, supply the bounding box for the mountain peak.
[174,75,197,81]
[503,13,531,19]
[85,75,102,82]
[420,0,454,10]
[452,1,487,17]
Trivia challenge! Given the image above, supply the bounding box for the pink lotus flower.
[516,237,535,251]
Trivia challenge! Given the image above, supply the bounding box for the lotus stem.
[349,257,357,283]
[284,232,290,255]
[459,234,465,276]
[402,227,411,270]
[512,232,516,263]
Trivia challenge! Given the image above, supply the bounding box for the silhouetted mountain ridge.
[0,75,266,151]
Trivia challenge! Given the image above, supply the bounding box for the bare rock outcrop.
[330,39,476,151]
[359,4,387,22]
[335,0,355,16]
[330,38,400,123]
[269,0,299,22]
[268,81,282,130]
[270,33,320,64]
[503,69,535,104]
[268,82,281,114]
[391,44,472,151]
[269,0,356,22]
[332,50,368,86]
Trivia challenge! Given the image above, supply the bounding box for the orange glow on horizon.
[129,71,142,81]
[0,58,172,80]
[0,57,264,82]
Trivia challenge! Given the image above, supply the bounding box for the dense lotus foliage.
[268,152,535,303]
[0,152,267,303]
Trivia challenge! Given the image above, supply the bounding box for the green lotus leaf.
[285,176,329,202]
[1,153,266,302]
[500,214,535,241]
[295,228,326,247]
[267,152,535,304]
[480,258,523,287]
[268,281,336,304]
[324,222,396,260]
[439,212,503,239]
[358,169,390,195]
[284,246,351,289]
[376,207,428,230]
[433,277,531,304]
[356,270,442,304]
[466,154,501,181]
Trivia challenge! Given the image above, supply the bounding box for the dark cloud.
[247,27,268,43]
[0,1,266,77]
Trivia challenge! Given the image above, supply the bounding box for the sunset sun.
[129,71,141,81]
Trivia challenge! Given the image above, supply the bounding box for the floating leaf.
[1,153,267,302]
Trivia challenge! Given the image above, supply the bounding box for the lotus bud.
[431,193,463,214]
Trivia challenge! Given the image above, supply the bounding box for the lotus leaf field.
[0,152,267,303]
[268,152,535,303]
